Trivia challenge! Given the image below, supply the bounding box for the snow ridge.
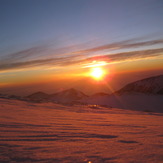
[116,75,163,95]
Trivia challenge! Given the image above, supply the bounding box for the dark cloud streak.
[72,39,163,54]
[0,39,163,72]
[0,48,163,72]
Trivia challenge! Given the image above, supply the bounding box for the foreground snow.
[0,98,163,163]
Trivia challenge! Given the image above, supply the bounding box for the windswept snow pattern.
[0,98,163,163]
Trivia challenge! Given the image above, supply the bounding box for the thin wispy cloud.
[0,38,163,72]
[72,39,163,55]
[65,48,163,66]
[0,55,82,71]
[102,48,163,62]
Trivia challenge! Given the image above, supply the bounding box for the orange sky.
[0,54,163,96]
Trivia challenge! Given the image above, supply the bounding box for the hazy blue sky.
[1,0,163,55]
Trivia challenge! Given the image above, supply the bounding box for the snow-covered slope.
[0,98,163,163]
[83,93,163,113]
[116,75,163,95]
[26,91,49,102]
[91,92,109,97]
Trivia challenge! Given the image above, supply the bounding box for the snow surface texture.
[0,98,163,163]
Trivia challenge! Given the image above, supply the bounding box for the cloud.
[71,39,163,55]
[1,48,162,72]
[0,38,163,72]
[103,48,163,62]
[74,48,163,66]
[1,46,49,64]
[0,55,84,71]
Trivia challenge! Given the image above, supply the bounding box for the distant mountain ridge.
[82,75,163,112]
[27,92,49,101]
[26,88,88,103]
[26,75,163,104]
[116,75,163,95]
[1,75,163,110]
[49,88,88,103]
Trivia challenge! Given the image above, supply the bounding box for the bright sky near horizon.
[0,0,163,94]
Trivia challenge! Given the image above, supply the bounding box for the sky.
[0,0,163,95]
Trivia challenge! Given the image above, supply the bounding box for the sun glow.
[83,61,108,68]
[90,67,105,80]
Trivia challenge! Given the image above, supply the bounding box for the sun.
[90,67,105,80]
